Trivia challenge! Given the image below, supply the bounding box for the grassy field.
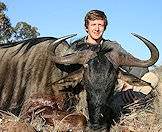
[110,65,162,132]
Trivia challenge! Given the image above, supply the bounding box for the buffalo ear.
[118,68,151,87]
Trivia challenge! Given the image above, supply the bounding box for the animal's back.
[0,38,69,115]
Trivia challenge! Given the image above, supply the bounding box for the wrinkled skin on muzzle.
[83,53,117,129]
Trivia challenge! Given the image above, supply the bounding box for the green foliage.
[0,2,13,44]
[0,2,40,44]
[0,2,7,12]
[13,22,40,41]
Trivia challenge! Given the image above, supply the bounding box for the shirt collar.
[84,36,104,45]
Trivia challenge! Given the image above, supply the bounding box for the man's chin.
[94,37,102,40]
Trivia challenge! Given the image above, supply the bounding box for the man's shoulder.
[70,37,86,50]
[103,39,121,47]
[71,37,85,45]
[102,39,123,50]
[103,38,130,55]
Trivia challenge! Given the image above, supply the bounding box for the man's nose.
[94,25,99,30]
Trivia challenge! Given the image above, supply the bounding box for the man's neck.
[86,36,103,45]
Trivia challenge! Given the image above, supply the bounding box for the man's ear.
[85,27,88,33]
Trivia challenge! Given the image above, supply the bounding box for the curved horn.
[132,33,159,66]
[120,33,159,67]
[52,33,77,56]
[51,34,97,65]
[52,33,77,51]
[54,34,77,44]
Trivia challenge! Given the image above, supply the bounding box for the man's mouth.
[94,33,100,36]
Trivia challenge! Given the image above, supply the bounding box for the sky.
[2,0,162,65]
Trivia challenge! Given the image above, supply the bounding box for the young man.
[71,9,148,77]
[71,9,159,129]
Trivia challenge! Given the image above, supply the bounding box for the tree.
[0,2,40,44]
[14,22,40,41]
[0,2,13,43]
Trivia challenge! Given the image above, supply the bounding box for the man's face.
[86,19,105,41]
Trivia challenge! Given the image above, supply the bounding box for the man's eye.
[91,24,96,26]
[99,24,104,27]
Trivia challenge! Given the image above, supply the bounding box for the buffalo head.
[61,33,159,130]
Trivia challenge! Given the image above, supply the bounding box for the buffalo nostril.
[67,129,73,132]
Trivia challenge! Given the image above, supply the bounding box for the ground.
[110,65,162,132]
[0,65,162,132]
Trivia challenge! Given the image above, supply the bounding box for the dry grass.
[110,65,162,132]
[0,110,36,132]
[0,65,162,132]
[110,93,161,132]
